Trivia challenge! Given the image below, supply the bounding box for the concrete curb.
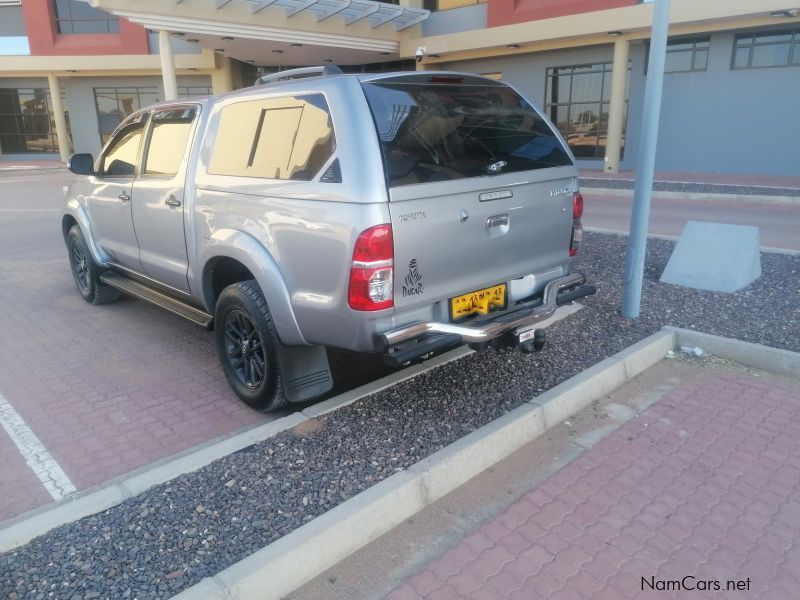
[0,167,67,177]
[174,329,677,600]
[0,304,584,553]
[581,186,800,205]
[583,227,800,256]
[0,414,307,553]
[664,327,800,379]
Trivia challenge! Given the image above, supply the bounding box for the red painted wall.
[488,0,638,28]
[22,0,149,56]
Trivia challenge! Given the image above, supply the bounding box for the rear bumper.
[377,273,594,352]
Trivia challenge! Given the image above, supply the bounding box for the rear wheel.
[66,225,119,305]
[215,280,286,411]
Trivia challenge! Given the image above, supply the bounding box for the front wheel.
[214,280,286,411]
[66,225,119,305]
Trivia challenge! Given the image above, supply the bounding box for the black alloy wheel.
[70,237,92,295]
[214,279,285,411]
[66,225,119,305]
[224,309,267,389]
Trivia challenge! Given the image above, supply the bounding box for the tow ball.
[519,329,546,353]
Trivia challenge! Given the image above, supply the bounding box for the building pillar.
[47,73,70,163]
[211,54,236,95]
[159,30,178,101]
[604,38,630,173]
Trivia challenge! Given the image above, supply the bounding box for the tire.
[214,280,286,411]
[66,225,120,305]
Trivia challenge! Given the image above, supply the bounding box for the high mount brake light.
[428,76,464,84]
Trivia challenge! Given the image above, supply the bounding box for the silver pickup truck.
[62,67,594,411]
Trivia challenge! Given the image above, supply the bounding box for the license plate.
[450,284,507,320]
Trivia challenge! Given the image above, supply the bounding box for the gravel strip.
[2,231,798,599]
[580,177,800,197]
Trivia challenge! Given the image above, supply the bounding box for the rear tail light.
[348,224,394,311]
[570,192,584,257]
[573,192,584,219]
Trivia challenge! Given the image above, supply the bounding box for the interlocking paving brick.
[389,372,800,598]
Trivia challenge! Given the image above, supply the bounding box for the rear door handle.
[118,191,130,202]
[165,195,182,207]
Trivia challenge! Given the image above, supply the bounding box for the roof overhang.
[86,0,428,65]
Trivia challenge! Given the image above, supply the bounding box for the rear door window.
[362,76,572,187]
[209,94,335,181]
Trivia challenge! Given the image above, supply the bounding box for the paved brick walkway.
[0,174,269,522]
[389,373,800,599]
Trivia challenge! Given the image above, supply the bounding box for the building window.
[53,0,120,34]
[660,37,710,73]
[544,62,630,159]
[0,88,70,154]
[94,87,159,144]
[733,29,800,69]
[422,0,485,12]
[177,86,213,99]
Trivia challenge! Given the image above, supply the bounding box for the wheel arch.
[62,200,107,265]
[199,230,307,346]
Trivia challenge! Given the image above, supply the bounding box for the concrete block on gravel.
[175,471,425,600]
[529,356,628,428]
[410,403,546,503]
[660,221,761,293]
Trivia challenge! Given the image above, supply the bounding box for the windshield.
[362,78,572,187]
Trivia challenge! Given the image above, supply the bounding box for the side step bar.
[99,272,213,328]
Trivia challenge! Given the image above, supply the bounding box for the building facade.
[0,0,243,161]
[2,0,799,176]
[415,0,800,176]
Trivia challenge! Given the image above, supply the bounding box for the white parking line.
[0,392,77,500]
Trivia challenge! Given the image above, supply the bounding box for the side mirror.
[67,153,94,176]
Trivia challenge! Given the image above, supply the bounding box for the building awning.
[87,0,428,65]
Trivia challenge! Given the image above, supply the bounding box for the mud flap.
[275,342,333,403]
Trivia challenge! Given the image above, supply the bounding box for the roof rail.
[254,65,344,86]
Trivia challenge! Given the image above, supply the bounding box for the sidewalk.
[294,358,800,599]
[0,159,65,175]
[391,368,800,599]
[579,169,800,201]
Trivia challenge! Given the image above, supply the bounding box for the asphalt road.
[583,192,800,251]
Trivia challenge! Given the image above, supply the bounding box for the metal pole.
[621,0,671,318]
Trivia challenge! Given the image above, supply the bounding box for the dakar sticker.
[402,259,424,297]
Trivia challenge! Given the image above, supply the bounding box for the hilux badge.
[550,186,572,197]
